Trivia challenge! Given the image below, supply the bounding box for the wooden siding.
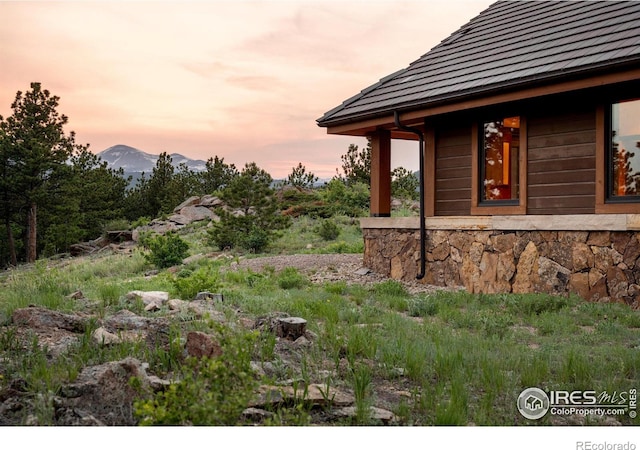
[527,109,596,214]
[435,125,472,216]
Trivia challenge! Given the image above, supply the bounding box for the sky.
[0,0,495,179]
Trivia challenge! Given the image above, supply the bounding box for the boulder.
[173,196,201,212]
[185,331,222,359]
[58,357,167,426]
[126,290,169,306]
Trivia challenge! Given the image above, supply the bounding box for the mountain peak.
[97,145,207,172]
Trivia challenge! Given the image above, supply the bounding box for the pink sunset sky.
[0,0,494,179]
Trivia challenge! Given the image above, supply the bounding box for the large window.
[481,116,520,203]
[609,99,640,201]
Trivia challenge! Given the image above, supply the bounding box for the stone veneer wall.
[362,227,640,309]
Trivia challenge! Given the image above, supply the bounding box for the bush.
[316,219,341,241]
[323,240,364,254]
[172,265,221,300]
[277,267,308,290]
[144,232,189,269]
[373,280,409,297]
[134,323,258,425]
[321,179,369,217]
[206,162,291,253]
[240,227,271,253]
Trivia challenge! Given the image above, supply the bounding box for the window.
[480,116,520,203]
[471,115,526,215]
[608,99,640,201]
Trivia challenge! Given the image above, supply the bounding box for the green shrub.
[323,240,364,254]
[172,265,221,300]
[373,280,409,297]
[316,219,341,241]
[408,297,439,317]
[277,267,308,290]
[144,232,189,269]
[134,323,258,425]
[321,179,369,217]
[103,218,131,233]
[131,216,152,229]
[240,227,271,253]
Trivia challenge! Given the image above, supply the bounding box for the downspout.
[394,111,426,280]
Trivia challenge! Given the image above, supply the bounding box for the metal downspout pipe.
[393,111,426,280]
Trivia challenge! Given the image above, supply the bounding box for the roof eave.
[317,58,640,130]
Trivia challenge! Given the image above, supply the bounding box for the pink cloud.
[0,0,494,179]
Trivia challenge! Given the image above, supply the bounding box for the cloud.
[0,0,494,179]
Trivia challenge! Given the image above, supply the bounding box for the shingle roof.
[317,1,640,127]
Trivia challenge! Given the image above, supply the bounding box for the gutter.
[393,111,426,280]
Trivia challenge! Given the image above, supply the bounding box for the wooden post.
[369,129,391,217]
[424,122,436,217]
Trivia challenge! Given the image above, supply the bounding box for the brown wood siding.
[435,125,472,216]
[527,109,596,214]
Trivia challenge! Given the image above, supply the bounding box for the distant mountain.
[97,145,208,173]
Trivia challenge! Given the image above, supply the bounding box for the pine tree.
[337,141,371,186]
[285,162,318,188]
[0,83,81,262]
[201,156,238,193]
[207,162,290,252]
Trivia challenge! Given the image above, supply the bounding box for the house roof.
[317,0,640,128]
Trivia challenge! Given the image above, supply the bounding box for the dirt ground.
[229,253,449,295]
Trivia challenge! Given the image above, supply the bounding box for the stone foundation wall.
[363,228,640,308]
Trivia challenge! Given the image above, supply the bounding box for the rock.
[572,243,594,271]
[536,256,571,293]
[513,241,539,293]
[242,407,274,421]
[194,291,224,301]
[354,267,372,275]
[102,309,152,330]
[198,195,224,207]
[173,196,201,212]
[178,206,216,222]
[291,335,311,348]
[185,331,222,359]
[126,290,169,306]
[250,383,355,408]
[59,357,164,426]
[167,299,188,311]
[144,302,162,312]
[66,290,84,300]
[332,406,398,424]
[92,327,121,345]
[12,307,86,333]
[166,214,191,226]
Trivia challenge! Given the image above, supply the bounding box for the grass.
[0,219,639,426]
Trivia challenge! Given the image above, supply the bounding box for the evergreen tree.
[285,162,318,188]
[69,148,128,239]
[391,167,419,200]
[0,128,19,266]
[169,163,201,205]
[207,162,290,252]
[0,82,81,262]
[337,141,371,186]
[200,156,238,193]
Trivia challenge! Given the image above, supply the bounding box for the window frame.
[596,102,640,213]
[471,116,527,215]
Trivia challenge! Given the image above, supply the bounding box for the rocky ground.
[0,252,450,426]
[231,253,449,295]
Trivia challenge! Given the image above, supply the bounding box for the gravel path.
[229,253,448,295]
